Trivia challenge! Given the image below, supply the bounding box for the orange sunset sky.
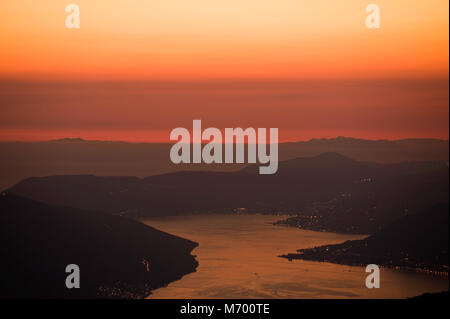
[0,0,448,142]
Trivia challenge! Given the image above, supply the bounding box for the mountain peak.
[49,138,87,143]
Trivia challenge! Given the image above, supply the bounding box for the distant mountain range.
[281,204,449,273]
[0,194,198,298]
[6,152,448,234]
[2,139,448,294]
[0,137,447,190]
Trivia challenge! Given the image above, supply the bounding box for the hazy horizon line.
[0,136,448,144]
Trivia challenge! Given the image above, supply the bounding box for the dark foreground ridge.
[0,194,198,298]
[281,204,449,273]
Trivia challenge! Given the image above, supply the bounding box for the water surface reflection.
[142,214,448,298]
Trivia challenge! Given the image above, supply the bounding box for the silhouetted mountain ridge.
[0,137,447,190]
[281,203,449,272]
[7,153,448,234]
[0,194,198,298]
